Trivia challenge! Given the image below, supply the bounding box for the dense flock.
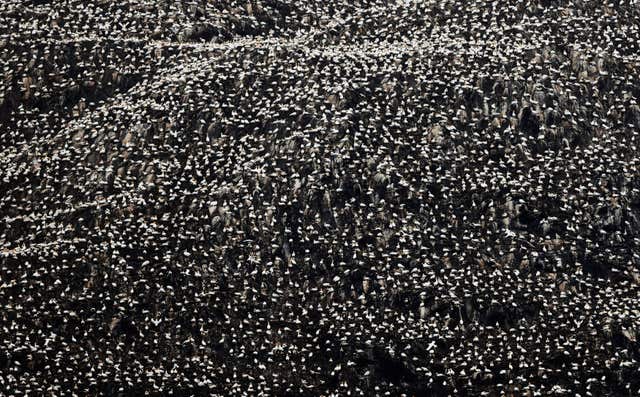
[1,0,640,395]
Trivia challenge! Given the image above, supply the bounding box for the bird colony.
[1,0,640,395]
